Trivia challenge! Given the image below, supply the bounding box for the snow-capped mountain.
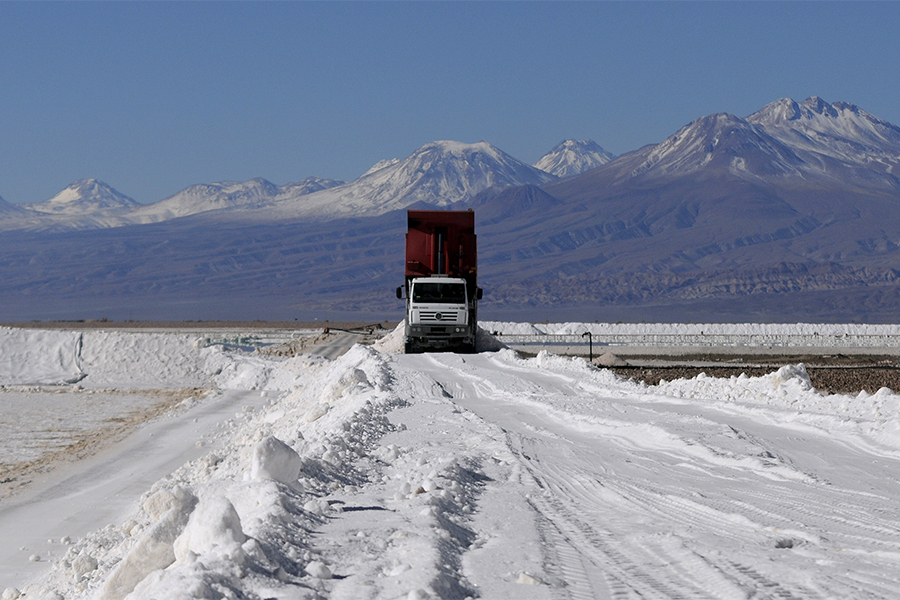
[28,179,140,216]
[625,112,808,180]
[747,96,900,171]
[266,140,558,219]
[108,177,347,224]
[127,178,282,224]
[583,97,900,193]
[9,96,900,322]
[131,141,557,223]
[0,141,558,230]
[533,139,615,177]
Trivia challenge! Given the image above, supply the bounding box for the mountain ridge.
[0,140,562,230]
[4,96,900,321]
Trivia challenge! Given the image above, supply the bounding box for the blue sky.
[1,1,898,205]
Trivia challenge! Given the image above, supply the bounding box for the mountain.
[128,176,349,224]
[0,141,554,231]
[0,179,140,231]
[5,97,900,322]
[127,178,282,224]
[748,96,900,164]
[28,179,140,216]
[747,96,900,189]
[129,140,557,223]
[607,97,900,192]
[481,96,900,320]
[259,140,558,220]
[634,112,814,179]
[533,139,615,177]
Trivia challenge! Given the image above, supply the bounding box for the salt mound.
[475,326,507,352]
[373,322,405,353]
[97,487,197,600]
[250,436,303,488]
[594,352,630,367]
[173,496,246,562]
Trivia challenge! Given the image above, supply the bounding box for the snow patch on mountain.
[534,139,615,177]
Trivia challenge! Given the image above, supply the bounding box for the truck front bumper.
[406,324,473,347]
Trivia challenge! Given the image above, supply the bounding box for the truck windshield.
[412,282,466,303]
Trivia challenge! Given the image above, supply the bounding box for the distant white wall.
[0,327,83,385]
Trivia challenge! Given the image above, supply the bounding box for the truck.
[396,209,482,354]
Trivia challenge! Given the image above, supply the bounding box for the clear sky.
[2,1,899,205]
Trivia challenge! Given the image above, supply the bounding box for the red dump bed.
[405,209,477,293]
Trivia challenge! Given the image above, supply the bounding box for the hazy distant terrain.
[3,97,900,322]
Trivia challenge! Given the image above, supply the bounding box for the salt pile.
[5,324,900,599]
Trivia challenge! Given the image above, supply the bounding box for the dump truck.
[396,209,482,354]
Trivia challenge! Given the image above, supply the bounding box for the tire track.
[404,351,900,599]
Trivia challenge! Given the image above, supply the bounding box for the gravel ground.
[604,354,900,395]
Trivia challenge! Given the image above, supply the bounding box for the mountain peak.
[272,139,557,219]
[748,96,900,164]
[628,112,806,179]
[800,95,838,117]
[428,139,492,152]
[750,98,803,124]
[30,179,139,216]
[534,139,615,177]
[749,96,845,126]
[410,140,505,164]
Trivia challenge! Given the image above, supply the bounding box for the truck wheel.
[460,342,476,354]
[404,341,414,354]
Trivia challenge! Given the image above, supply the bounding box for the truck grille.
[419,310,462,323]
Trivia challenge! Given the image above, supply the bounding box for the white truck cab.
[404,276,474,353]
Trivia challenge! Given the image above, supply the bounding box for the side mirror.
[476,288,483,300]
[396,286,403,299]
